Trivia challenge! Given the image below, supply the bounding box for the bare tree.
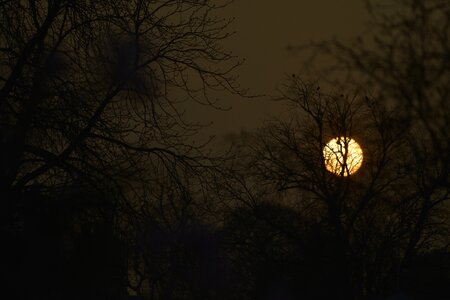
[0,1,242,298]
[223,71,446,299]
[0,0,242,202]
[247,79,404,298]
[273,0,450,297]
[308,0,450,267]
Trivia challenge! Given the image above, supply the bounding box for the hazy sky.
[189,0,369,141]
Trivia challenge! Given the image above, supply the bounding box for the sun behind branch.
[323,137,363,176]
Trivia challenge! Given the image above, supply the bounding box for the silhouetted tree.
[0,0,241,204]
[124,165,232,300]
[309,0,450,289]
[245,1,450,298]
[226,76,447,299]
[0,1,241,299]
[221,200,353,300]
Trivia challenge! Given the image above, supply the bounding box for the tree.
[0,0,241,203]
[246,80,401,298]
[228,73,447,299]
[0,0,242,298]
[310,0,450,273]
[240,1,450,298]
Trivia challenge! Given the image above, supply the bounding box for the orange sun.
[323,137,363,176]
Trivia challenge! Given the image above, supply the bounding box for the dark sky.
[188,0,369,142]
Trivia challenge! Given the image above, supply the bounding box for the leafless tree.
[0,0,242,201]
[309,0,450,266]
[224,73,447,300]
[273,0,450,297]
[244,78,404,298]
[0,1,242,298]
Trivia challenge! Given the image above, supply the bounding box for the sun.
[323,137,363,176]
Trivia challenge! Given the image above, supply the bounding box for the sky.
[188,0,369,142]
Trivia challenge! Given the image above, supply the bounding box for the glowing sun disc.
[323,137,363,176]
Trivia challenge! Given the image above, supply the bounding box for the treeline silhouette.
[3,187,449,299]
